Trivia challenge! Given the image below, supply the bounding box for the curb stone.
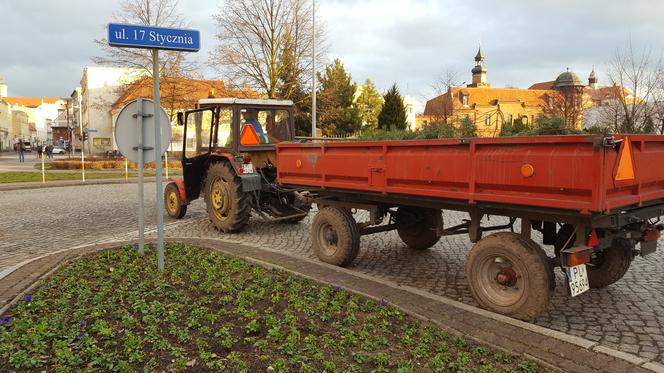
[0,237,659,372]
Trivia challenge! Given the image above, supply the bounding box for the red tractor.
[165,98,310,232]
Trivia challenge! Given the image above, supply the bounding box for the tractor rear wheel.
[466,232,553,321]
[395,207,442,250]
[164,182,187,219]
[204,162,251,233]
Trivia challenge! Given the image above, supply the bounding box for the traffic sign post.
[109,22,199,271]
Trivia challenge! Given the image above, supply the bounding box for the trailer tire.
[312,206,360,267]
[466,232,553,321]
[204,162,251,233]
[554,224,632,288]
[165,182,187,219]
[395,207,442,250]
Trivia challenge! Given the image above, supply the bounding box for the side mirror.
[176,112,184,126]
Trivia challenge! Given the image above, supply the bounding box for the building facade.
[424,49,635,136]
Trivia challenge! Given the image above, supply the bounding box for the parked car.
[52,146,66,154]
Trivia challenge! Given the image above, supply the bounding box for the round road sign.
[114,98,171,163]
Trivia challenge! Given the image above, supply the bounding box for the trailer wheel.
[204,162,251,233]
[554,225,632,288]
[466,232,553,321]
[312,207,360,267]
[164,182,187,219]
[395,207,442,250]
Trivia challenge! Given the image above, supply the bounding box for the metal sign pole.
[152,49,165,271]
[136,98,145,255]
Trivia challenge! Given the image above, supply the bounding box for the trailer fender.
[169,177,187,204]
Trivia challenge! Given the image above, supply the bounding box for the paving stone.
[0,182,663,364]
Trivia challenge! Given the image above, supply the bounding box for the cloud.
[0,0,663,106]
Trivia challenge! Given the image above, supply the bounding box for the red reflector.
[568,251,591,267]
[238,167,245,174]
[588,230,599,247]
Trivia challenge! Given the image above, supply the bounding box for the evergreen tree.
[278,32,311,136]
[458,116,477,137]
[317,59,362,136]
[355,79,383,129]
[378,83,407,130]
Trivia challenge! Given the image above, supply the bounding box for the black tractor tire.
[204,162,251,233]
[394,207,442,250]
[466,232,553,321]
[164,182,187,219]
[554,224,632,288]
[312,206,360,267]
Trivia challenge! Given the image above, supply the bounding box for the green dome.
[554,71,583,88]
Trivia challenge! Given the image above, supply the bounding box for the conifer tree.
[378,83,407,130]
[317,59,362,136]
[355,79,383,129]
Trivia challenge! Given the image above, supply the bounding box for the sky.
[1,0,663,111]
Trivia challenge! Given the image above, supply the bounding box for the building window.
[506,114,513,124]
[548,96,554,109]
[522,116,529,125]
[485,114,491,126]
[462,94,468,106]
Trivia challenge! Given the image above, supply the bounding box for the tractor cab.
[165,98,309,232]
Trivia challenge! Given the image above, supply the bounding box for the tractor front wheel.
[204,162,251,233]
[164,182,187,219]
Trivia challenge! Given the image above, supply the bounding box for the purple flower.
[335,285,342,292]
[0,315,13,325]
[79,320,86,328]
[76,332,84,341]
[24,293,32,304]
[380,299,388,306]
[471,341,478,348]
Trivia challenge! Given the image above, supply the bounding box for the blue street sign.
[108,23,200,52]
[83,129,98,133]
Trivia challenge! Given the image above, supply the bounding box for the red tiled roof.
[111,77,259,111]
[528,81,555,90]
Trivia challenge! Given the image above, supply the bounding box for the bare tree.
[605,41,664,133]
[210,0,326,98]
[545,86,588,129]
[93,0,196,77]
[431,66,462,96]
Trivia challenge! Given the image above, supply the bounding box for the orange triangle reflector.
[588,230,600,247]
[240,124,261,145]
[615,137,635,181]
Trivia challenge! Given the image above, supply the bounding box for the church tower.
[468,47,490,87]
[588,68,598,90]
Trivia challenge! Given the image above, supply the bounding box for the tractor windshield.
[240,108,290,145]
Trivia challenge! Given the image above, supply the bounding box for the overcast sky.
[1,0,663,109]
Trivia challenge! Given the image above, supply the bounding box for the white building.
[77,67,144,154]
[403,96,421,131]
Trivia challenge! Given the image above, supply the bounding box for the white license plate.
[566,264,590,297]
[241,164,254,174]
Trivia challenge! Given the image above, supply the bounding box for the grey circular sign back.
[114,98,171,163]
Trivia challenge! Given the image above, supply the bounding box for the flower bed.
[0,245,546,372]
[50,159,181,170]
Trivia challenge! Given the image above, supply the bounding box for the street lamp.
[311,0,316,138]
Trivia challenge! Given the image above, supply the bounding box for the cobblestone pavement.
[1,182,663,364]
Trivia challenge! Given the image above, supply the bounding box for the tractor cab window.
[212,108,233,149]
[240,108,290,145]
[184,109,213,157]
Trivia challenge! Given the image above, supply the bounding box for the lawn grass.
[0,171,181,184]
[0,245,548,372]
